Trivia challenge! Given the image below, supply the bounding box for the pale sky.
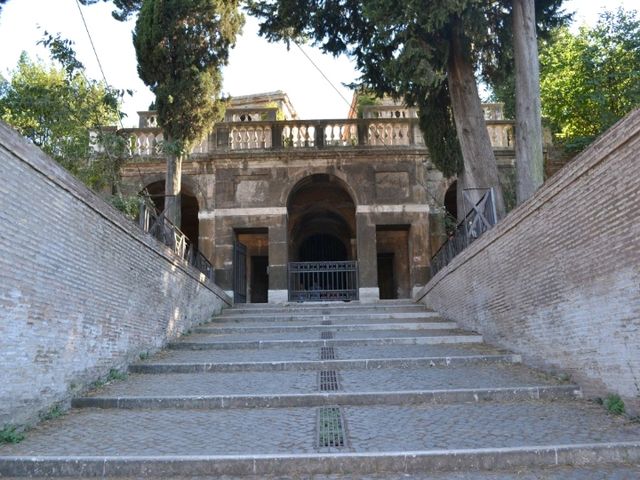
[0,0,637,126]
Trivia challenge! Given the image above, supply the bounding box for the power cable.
[293,41,356,118]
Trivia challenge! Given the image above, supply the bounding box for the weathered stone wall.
[415,109,640,410]
[122,149,442,301]
[0,122,231,427]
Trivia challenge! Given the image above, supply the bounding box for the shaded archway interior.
[141,181,199,247]
[287,174,356,262]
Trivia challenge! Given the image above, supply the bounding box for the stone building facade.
[119,91,516,303]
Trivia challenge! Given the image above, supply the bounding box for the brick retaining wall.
[0,122,231,427]
[416,109,640,410]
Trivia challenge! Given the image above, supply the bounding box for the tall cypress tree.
[133,0,243,227]
[248,0,565,218]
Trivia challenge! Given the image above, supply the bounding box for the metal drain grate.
[317,406,346,448]
[320,346,336,360]
[320,331,334,339]
[319,370,340,391]
[321,320,332,326]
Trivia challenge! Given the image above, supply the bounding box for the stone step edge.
[216,312,442,321]
[130,354,522,373]
[195,322,458,334]
[71,385,580,409]
[2,442,638,477]
[168,335,484,350]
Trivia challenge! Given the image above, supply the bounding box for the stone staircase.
[1,300,640,478]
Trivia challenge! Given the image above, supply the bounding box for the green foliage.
[39,403,66,421]
[604,394,626,415]
[355,92,379,118]
[107,368,128,381]
[264,101,286,121]
[78,0,142,21]
[248,0,565,178]
[0,425,24,444]
[0,45,126,192]
[133,0,244,154]
[539,8,640,153]
[109,194,140,220]
[418,83,463,178]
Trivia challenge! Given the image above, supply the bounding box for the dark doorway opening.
[236,229,269,303]
[444,181,458,222]
[298,234,348,262]
[233,240,247,304]
[250,256,269,303]
[377,253,396,299]
[376,226,410,299]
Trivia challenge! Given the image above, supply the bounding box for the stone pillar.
[356,213,379,302]
[268,218,288,303]
[213,218,235,298]
[198,217,215,264]
[411,216,431,298]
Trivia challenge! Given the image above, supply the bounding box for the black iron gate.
[233,241,247,303]
[288,261,358,302]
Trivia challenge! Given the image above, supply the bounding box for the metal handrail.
[430,188,497,277]
[138,198,214,281]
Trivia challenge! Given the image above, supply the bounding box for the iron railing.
[288,261,359,302]
[139,198,214,281]
[430,188,498,277]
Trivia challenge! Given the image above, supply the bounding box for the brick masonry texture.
[416,108,640,410]
[0,122,231,427]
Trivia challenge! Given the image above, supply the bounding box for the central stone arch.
[287,174,356,262]
[286,174,358,300]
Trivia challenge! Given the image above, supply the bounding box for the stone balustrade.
[115,117,515,157]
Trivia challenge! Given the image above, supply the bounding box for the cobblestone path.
[1,300,639,478]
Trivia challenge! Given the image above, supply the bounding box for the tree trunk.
[447,30,506,220]
[513,0,544,204]
[164,136,182,228]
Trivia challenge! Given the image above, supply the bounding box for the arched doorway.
[287,174,358,301]
[141,181,200,247]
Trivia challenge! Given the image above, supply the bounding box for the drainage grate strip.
[319,370,340,391]
[321,320,332,326]
[319,346,336,360]
[320,331,334,340]
[317,406,346,449]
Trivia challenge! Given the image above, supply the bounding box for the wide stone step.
[74,385,580,409]
[194,321,458,335]
[176,328,473,344]
[218,305,433,316]
[76,363,569,402]
[139,343,509,366]
[2,401,639,476]
[131,354,522,373]
[169,332,484,350]
[214,312,442,323]
[226,299,418,312]
[7,464,640,480]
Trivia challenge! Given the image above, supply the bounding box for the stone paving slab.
[0,408,316,456]
[89,364,564,398]
[345,401,640,452]
[3,401,639,458]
